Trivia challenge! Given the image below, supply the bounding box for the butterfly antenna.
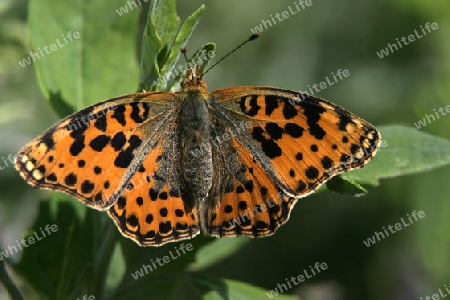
[201,33,260,77]
[181,47,189,63]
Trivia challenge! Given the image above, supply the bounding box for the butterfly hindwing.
[107,124,201,246]
[207,124,296,237]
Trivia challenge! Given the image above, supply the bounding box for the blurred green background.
[1,0,450,299]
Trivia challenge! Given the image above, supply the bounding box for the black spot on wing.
[238,201,247,210]
[337,109,356,132]
[129,135,143,149]
[252,127,282,158]
[81,180,95,194]
[265,123,283,140]
[240,95,260,117]
[117,197,127,209]
[130,102,150,123]
[176,222,189,231]
[245,180,254,192]
[47,173,57,182]
[300,98,326,140]
[90,135,111,152]
[282,101,297,119]
[159,221,172,234]
[113,135,142,168]
[160,208,168,217]
[111,132,127,151]
[69,120,89,139]
[94,192,103,202]
[321,156,334,169]
[112,105,126,126]
[284,123,304,138]
[350,144,361,156]
[236,186,245,194]
[70,136,85,156]
[65,173,77,186]
[114,150,133,168]
[42,134,55,150]
[296,180,307,192]
[305,166,319,180]
[94,114,107,132]
[146,214,154,224]
[149,188,158,201]
[127,215,139,227]
[265,96,279,116]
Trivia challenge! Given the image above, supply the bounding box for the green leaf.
[13,201,97,299]
[109,273,297,300]
[139,3,205,91]
[193,276,297,300]
[152,0,180,68]
[28,0,139,116]
[326,175,368,196]
[187,237,248,271]
[137,1,166,91]
[346,125,450,185]
[105,241,126,290]
[157,5,205,90]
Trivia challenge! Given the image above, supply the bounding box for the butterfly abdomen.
[180,90,213,205]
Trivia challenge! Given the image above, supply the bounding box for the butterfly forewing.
[15,93,178,210]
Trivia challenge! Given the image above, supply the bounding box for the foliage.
[1,0,450,299]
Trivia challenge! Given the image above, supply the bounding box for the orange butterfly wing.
[205,87,380,236]
[107,124,200,246]
[15,92,178,210]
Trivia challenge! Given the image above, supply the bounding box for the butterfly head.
[181,64,207,91]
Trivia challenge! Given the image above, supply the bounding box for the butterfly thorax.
[179,68,213,215]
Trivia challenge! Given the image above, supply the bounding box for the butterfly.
[15,64,381,246]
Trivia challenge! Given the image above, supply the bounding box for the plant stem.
[92,218,117,298]
[0,260,23,300]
